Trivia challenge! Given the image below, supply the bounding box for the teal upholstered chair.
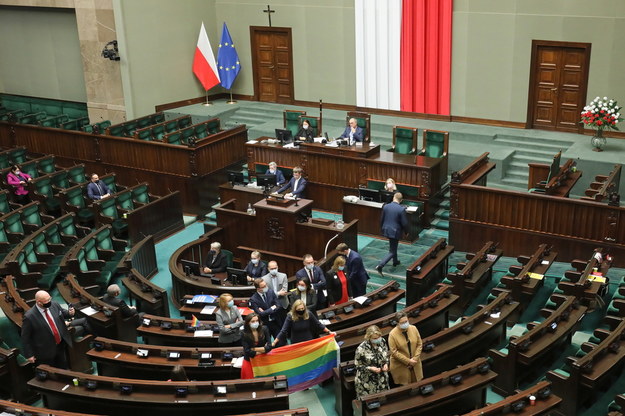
[137,128,152,141]
[106,124,124,137]
[206,118,221,134]
[195,123,208,139]
[181,127,195,145]
[346,111,371,143]
[391,126,418,154]
[131,184,155,206]
[284,110,306,138]
[178,117,192,129]
[152,124,166,141]
[167,132,182,145]
[37,156,57,174]
[164,119,180,134]
[419,129,449,158]
[61,185,94,227]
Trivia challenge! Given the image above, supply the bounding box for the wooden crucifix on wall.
[263,4,275,27]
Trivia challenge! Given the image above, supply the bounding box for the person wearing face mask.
[203,241,228,274]
[296,120,315,142]
[215,293,243,346]
[244,251,268,282]
[21,290,74,369]
[273,299,331,346]
[388,311,423,386]
[326,256,352,306]
[264,161,286,186]
[249,278,283,341]
[261,260,289,313]
[240,313,272,379]
[295,254,326,309]
[6,164,33,204]
[288,277,317,313]
[354,325,389,399]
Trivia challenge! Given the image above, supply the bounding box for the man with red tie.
[21,290,74,369]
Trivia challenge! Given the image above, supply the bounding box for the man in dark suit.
[102,284,141,326]
[376,193,408,276]
[249,278,284,342]
[203,241,228,274]
[265,161,286,186]
[86,173,111,200]
[339,118,364,144]
[276,166,307,199]
[21,290,74,369]
[295,254,327,309]
[336,243,370,297]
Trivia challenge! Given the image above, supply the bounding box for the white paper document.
[194,330,213,337]
[201,305,216,315]
[352,296,368,305]
[80,306,98,316]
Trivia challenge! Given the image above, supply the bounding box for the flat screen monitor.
[275,128,293,144]
[180,259,201,276]
[257,173,277,189]
[359,188,380,202]
[227,170,245,185]
[226,267,248,286]
[379,190,395,204]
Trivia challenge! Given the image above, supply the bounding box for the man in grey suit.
[376,193,408,277]
[21,290,74,369]
[262,261,289,313]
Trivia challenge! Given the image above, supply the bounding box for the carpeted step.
[439,199,450,209]
[499,177,528,188]
[431,218,449,230]
[437,210,450,220]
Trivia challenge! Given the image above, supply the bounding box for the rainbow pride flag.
[250,334,339,392]
[191,315,201,327]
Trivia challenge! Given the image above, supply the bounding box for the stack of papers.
[201,305,216,315]
[194,330,213,337]
[352,296,369,305]
[80,306,98,316]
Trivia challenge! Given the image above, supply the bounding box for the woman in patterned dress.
[354,325,390,399]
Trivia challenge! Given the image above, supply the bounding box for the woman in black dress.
[272,299,332,346]
[240,313,272,379]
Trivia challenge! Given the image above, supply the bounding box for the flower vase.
[591,129,606,152]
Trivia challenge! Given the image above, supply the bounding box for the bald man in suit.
[21,290,74,369]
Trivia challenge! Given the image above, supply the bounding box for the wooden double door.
[250,26,294,103]
[526,40,591,133]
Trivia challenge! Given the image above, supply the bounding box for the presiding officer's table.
[246,140,447,215]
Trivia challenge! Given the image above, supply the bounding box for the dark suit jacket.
[21,302,73,362]
[295,127,315,142]
[326,270,353,305]
[345,249,369,288]
[277,176,307,198]
[381,201,408,240]
[340,126,364,143]
[249,290,283,326]
[244,260,268,279]
[288,289,318,312]
[264,168,286,186]
[204,250,228,273]
[296,266,326,304]
[102,294,139,321]
[87,181,111,200]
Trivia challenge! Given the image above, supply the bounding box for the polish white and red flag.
[193,22,220,91]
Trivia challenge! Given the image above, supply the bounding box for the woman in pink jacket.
[7,165,33,204]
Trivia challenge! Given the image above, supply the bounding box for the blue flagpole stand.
[227,90,236,104]
[202,90,213,106]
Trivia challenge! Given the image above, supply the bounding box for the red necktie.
[44,309,62,344]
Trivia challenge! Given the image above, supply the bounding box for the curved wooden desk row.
[405,238,455,305]
[116,234,158,278]
[489,294,587,396]
[122,268,170,317]
[57,274,138,344]
[558,248,611,307]
[351,357,496,416]
[137,281,403,348]
[460,380,561,416]
[448,240,502,318]
[28,364,289,416]
[335,284,458,362]
[0,343,36,403]
[420,291,518,376]
[547,316,625,416]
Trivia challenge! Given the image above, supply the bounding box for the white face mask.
[269,269,278,276]
[298,285,307,292]
[305,263,314,271]
[303,124,309,130]
[260,286,269,293]
[251,258,259,265]
[399,322,410,330]
[250,322,259,329]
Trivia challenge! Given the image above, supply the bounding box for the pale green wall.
[114,0,356,117]
[0,6,86,102]
[113,0,219,118]
[452,0,625,122]
[214,0,356,105]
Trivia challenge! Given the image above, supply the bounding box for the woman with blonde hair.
[326,255,352,305]
[384,178,397,192]
[272,299,332,346]
[354,325,389,399]
[215,293,243,346]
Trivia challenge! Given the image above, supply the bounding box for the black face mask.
[210,250,217,255]
[42,301,52,309]
[296,309,305,316]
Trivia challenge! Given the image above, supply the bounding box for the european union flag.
[217,23,241,90]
